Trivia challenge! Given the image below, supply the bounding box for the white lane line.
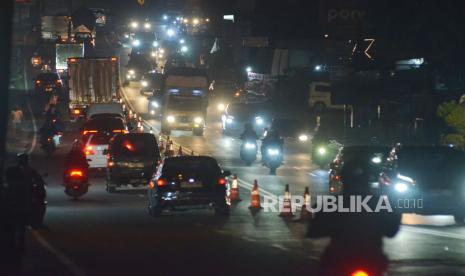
[402,226,465,241]
[29,228,86,276]
[272,243,290,251]
[26,101,37,155]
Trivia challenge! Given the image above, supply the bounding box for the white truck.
[55,43,84,72]
[67,57,120,121]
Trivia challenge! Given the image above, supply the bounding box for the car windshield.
[162,158,221,181]
[112,135,159,157]
[167,96,202,110]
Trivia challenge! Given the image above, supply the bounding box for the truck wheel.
[193,127,204,136]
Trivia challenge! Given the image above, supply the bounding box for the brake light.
[85,146,94,155]
[73,109,81,115]
[148,181,155,189]
[82,130,98,135]
[218,178,227,185]
[69,170,83,177]
[108,160,114,167]
[35,80,41,85]
[111,57,117,62]
[352,270,370,276]
[157,179,167,187]
[113,129,128,133]
[55,79,62,86]
[69,58,76,63]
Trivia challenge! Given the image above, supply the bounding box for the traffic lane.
[121,85,325,197]
[30,138,320,275]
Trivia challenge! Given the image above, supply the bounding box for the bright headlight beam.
[255,117,264,125]
[268,148,280,155]
[245,143,256,149]
[217,103,225,111]
[141,81,148,87]
[132,39,141,47]
[318,147,326,155]
[372,156,382,164]
[298,135,308,142]
[194,117,203,124]
[395,182,408,193]
[166,116,175,123]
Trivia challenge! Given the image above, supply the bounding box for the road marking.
[272,243,290,251]
[29,228,86,276]
[402,226,465,241]
[26,101,37,154]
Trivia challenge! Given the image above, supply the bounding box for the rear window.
[82,118,125,132]
[162,158,221,181]
[111,135,159,157]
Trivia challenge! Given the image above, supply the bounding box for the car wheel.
[454,213,465,224]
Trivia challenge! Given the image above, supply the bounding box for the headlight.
[141,81,148,87]
[318,147,326,155]
[132,39,141,47]
[371,157,382,164]
[166,115,175,123]
[268,148,280,155]
[394,182,409,193]
[151,101,159,108]
[144,22,151,29]
[298,134,308,142]
[150,110,155,115]
[217,103,225,111]
[194,117,203,124]
[397,174,415,183]
[226,116,233,124]
[126,74,132,79]
[128,69,135,75]
[245,142,256,149]
[255,116,264,125]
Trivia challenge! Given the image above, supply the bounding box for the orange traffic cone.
[177,146,183,156]
[279,184,294,217]
[299,187,311,221]
[229,174,241,202]
[249,180,261,209]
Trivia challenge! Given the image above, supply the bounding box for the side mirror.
[103,149,109,155]
[223,170,231,177]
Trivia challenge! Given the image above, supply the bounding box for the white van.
[87,103,124,119]
[308,82,345,111]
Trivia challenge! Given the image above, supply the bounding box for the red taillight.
[35,80,41,85]
[55,79,62,86]
[148,180,155,189]
[352,270,370,276]
[113,129,128,133]
[218,178,227,185]
[157,179,167,187]
[82,130,98,135]
[69,170,83,177]
[73,109,81,115]
[85,146,94,155]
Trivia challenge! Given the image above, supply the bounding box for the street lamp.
[314,65,322,71]
[163,15,168,20]
[181,46,188,53]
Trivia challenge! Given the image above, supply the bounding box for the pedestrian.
[10,105,24,135]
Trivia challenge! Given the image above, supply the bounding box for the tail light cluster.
[69,170,84,177]
[84,146,94,155]
[217,178,227,185]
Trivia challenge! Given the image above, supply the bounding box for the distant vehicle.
[40,16,70,41]
[81,117,127,136]
[329,146,390,194]
[125,52,152,84]
[55,43,84,73]
[379,145,465,223]
[147,156,231,216]
[221,102,271,137]
[106,133,161,193]
[87,103,124,119]
[67,57,120,121]
[140,71,163,97]
[269,118,311,143]
[308,82,345,112]
[160,67,209,136]
[34,72,62,93]
[73,25,96,51]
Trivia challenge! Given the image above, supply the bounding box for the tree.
[437,100,465,148]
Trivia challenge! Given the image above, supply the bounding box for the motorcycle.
[240,140,258,166]
[312,140,342,168]
[64,168,89,200]
[262,144,283,175]
[40,131,62,156]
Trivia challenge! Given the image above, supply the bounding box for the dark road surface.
[6,36,465,276]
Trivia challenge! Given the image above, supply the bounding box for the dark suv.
[106,133,161,192]
[147,156,231,216]
[34,72,62,93]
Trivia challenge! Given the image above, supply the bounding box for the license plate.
[180,181,203,188]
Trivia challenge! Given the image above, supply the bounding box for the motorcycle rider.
[307,157,401,276]
[240,123,259,141]
[261,128,283,162]
[64,146,89,183]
